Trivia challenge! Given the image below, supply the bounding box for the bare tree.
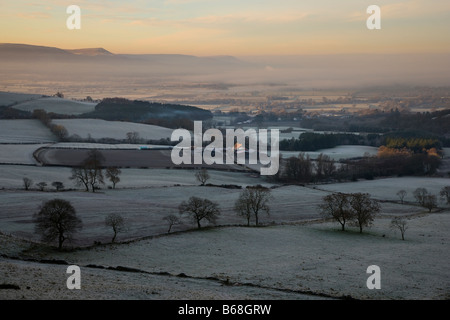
[36,182,47,191]
[423,194,437,212]
[390,217,408,240]
[179,197,220,229]
[349,193,380,233]
[350,193,381,233]
[396,190,407,204]
[234,186,271,226]
[23,177,33,191]
[70,149,105,193]
[70,167,90,191]
[234,193,253,226]
[104,213,126,243]
[51,124,68,141]
[315,153,335,179]
[413,188,428,206]
[314,153,325,179]
[440,186,450,205]
[33,199,82,250]
[105,167,121,189]
[126,131,140,144]
[51,181,64,191]
[84,149,105,192]
[322,156,336,177]
[195,169,210,186]
[318,193,352,231]
[163,214,181,233]
[284,153,313,182]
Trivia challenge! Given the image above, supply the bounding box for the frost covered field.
[1,212,448,300]
[53,119,173,141]
[319,177,449,202]
[0,120,56,143]
[0,176,435,246]
[0,185,329,244]
[1,172,448,299]
[0,144,48,165]
[54,214,450,300]
[0,166,264,189]
[0,252,320,300]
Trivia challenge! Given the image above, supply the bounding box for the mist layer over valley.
[1,43,450,101]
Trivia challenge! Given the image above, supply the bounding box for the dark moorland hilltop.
[80,97,212,122]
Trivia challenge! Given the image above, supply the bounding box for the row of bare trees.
[70,149,121,192]
[412,188,437,212]
[318,192,380,233]
[23,178,64,192]
[397,186,450,212]
[31,186,271,250]
[24,150,123,192]
[319,192,409,240]
[175,185,272,231]
[319,186,450,239]
[35,183,448,249]
[277,150,442,184]
[32,109,68,141]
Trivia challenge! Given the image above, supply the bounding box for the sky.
[1,0,450,56]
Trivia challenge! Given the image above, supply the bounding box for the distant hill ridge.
[0,43,73,58]
[0,43,112,55]
[65,47,114,56]
[0,43,244,65]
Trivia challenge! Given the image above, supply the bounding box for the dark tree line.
[343,153,441,179]
[301,109,450,140]
[81,98,212,122]
[275,151,441,184]
[280,132,380,152]
[0,106,32,119]
[275,153,337,183]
